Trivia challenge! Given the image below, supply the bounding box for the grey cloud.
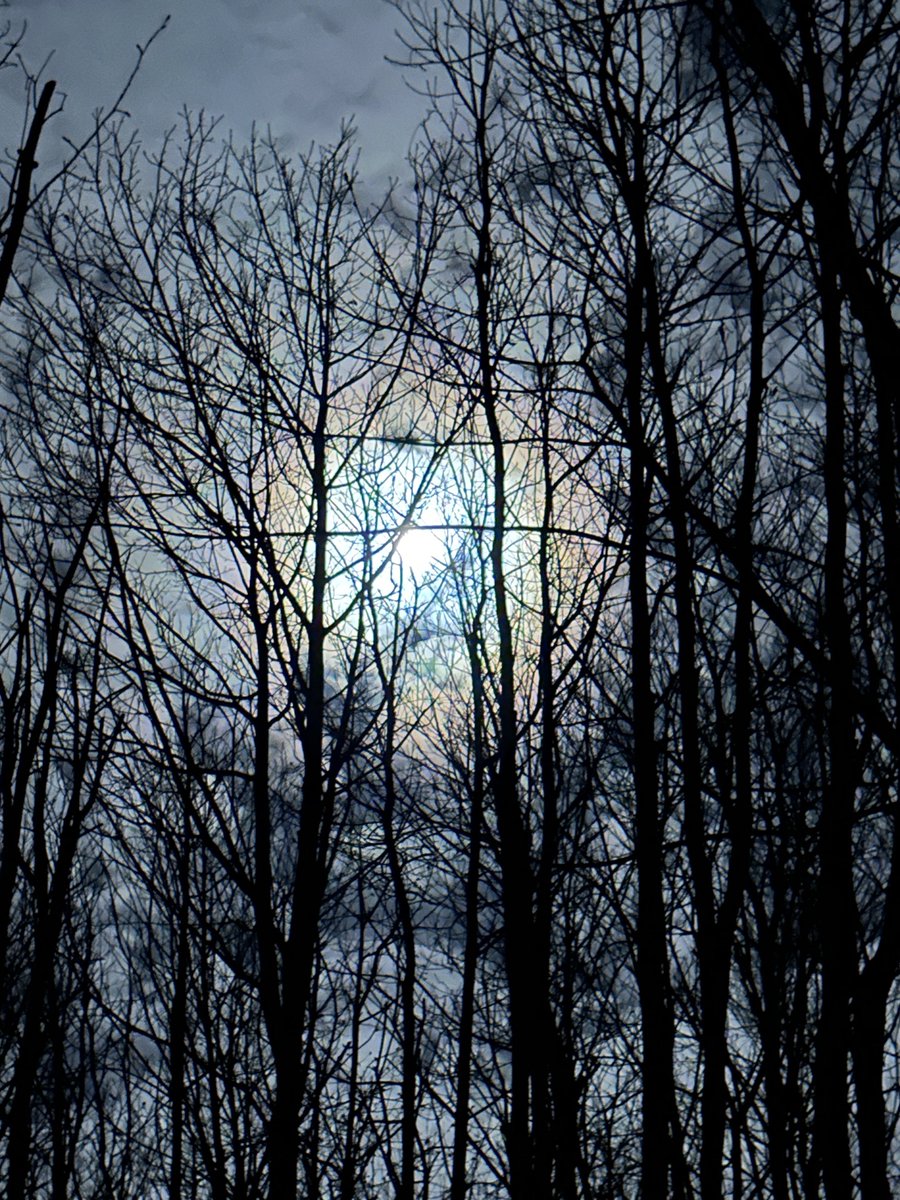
[4,0,422,181]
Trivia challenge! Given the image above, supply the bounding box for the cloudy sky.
[3,0,425,181]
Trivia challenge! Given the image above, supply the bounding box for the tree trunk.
[450,632,486,1200]
[0,79,56,308]
[622,269,679,1200]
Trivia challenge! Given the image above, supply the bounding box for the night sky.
[4,3,895,1195]
[3,0,421,180]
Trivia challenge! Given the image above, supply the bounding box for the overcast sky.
[3,0,425,181]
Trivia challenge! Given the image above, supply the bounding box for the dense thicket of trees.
[0,0,897,1196]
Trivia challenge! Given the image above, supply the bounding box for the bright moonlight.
[395,525,445,575]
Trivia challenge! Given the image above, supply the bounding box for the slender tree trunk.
[717,50,770,1198]
[196,884,230,1200]
[380,675,418,1200]
[744,885,792,1200]
[450,631,486,1200]
[248,578,310,1200]
[338,872,369,1200]
[248,593,292,1198]
[642,249,725,1200]
[471,75,541,1199]
[814,228,857,1200]
[622,270,678,1200]
[168,804,192,1200]
[535,368,581,1200]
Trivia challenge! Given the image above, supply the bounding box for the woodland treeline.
[0,0,898,1197]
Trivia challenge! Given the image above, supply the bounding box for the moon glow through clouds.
[395,524,446,576]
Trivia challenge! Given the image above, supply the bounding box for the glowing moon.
[395,525,445,575]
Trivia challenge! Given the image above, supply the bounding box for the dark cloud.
[4,0,420,178]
